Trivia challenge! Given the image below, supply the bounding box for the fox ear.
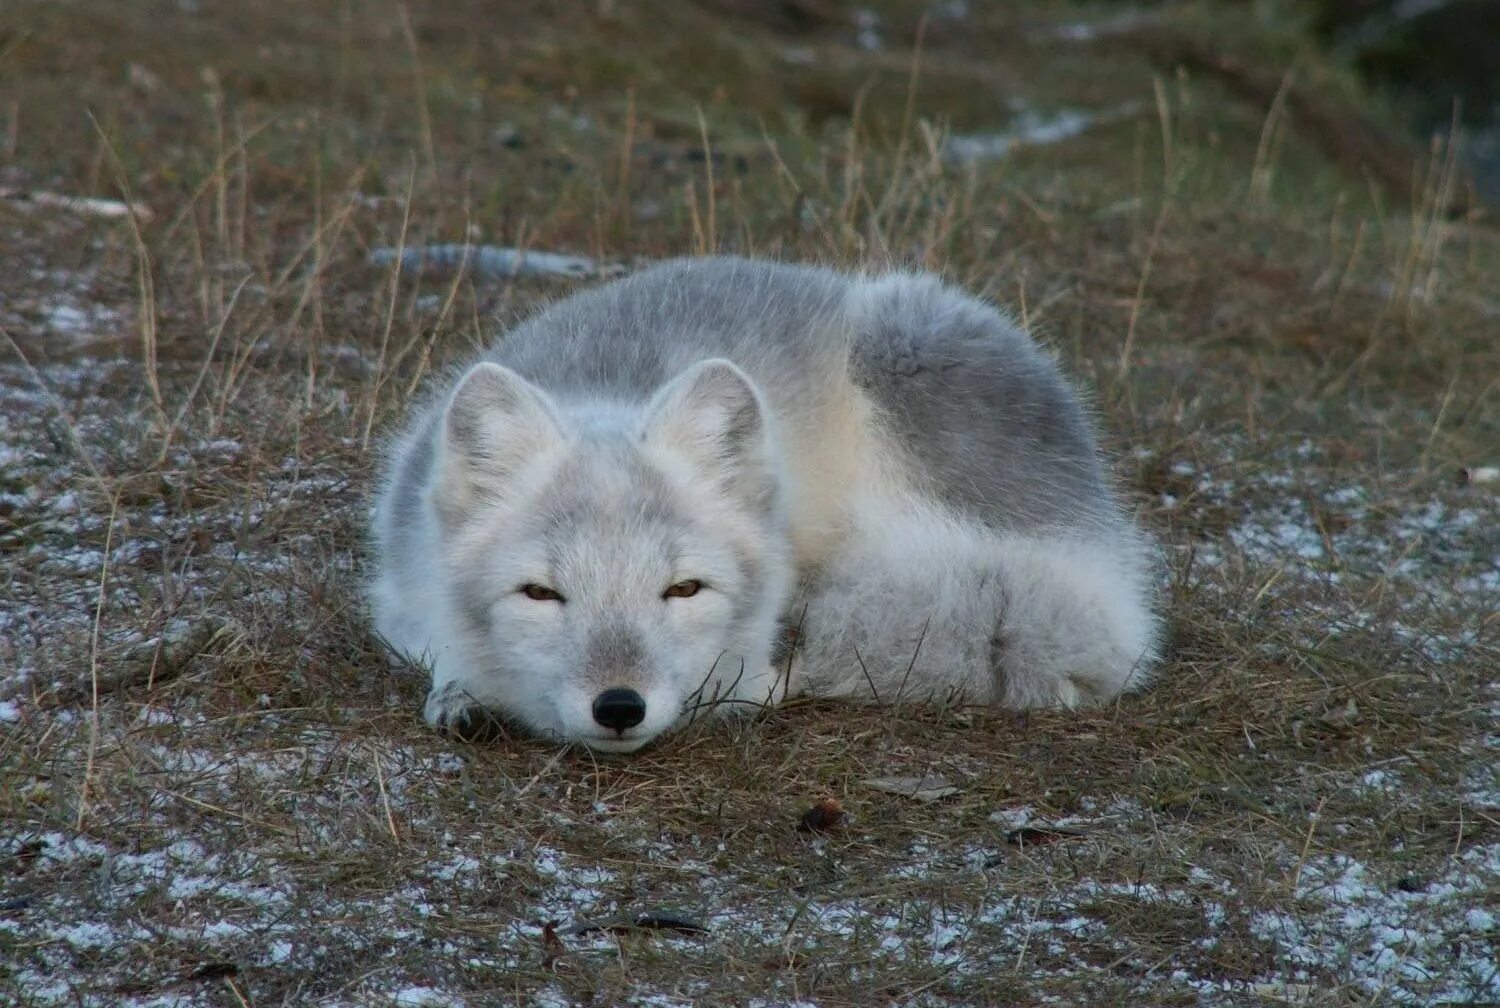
[437,362,562,517]
[641,359,779,513]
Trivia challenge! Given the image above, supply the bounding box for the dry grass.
[1,1,1497,1005]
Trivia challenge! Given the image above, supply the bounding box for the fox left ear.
[641,359,779,513]
[435,362,563,523]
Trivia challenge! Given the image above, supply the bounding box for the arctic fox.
[369,257,1158,752]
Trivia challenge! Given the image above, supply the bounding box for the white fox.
[369,257,1159,752]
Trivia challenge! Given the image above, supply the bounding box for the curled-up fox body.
[370,257,1159,752]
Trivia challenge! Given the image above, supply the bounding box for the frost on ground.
[1155,437,1498,662]
[5,753,1497,1005]
[1247,844,1499,1003]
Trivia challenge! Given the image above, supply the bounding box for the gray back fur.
[478,257,1114,534]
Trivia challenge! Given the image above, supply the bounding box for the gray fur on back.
[481,257,1111,534]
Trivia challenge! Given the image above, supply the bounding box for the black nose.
[592,688,647,732]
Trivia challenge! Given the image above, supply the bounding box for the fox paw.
[424,683,509,743]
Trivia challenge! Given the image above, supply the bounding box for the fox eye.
[663,579,703,599]
[520,584,565,603]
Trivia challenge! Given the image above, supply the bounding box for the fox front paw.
[424,683,509,743]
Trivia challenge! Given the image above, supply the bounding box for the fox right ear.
[640,358,779,515]
[437,363,562,516]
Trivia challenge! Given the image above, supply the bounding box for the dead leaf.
[540,921,566,969]
[565,910,710,936]
[798,796,845,833]
[1004,826,1087,846]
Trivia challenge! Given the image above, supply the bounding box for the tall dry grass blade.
[86,111,165,430]
[362,162,418,451]
[371,743,401,844]
[397,2,438,187]
[76,492,120,831]
[1249,63,1296,205]
[157,273,252,465]
[1118,77,1175,379]
[696,106,718,254]
[396,227,474,403]
[685,177,706,256]
[878,11,928,221]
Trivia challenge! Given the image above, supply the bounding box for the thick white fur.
[790,493,1158,708]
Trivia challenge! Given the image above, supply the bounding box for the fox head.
[429,358,793,752]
